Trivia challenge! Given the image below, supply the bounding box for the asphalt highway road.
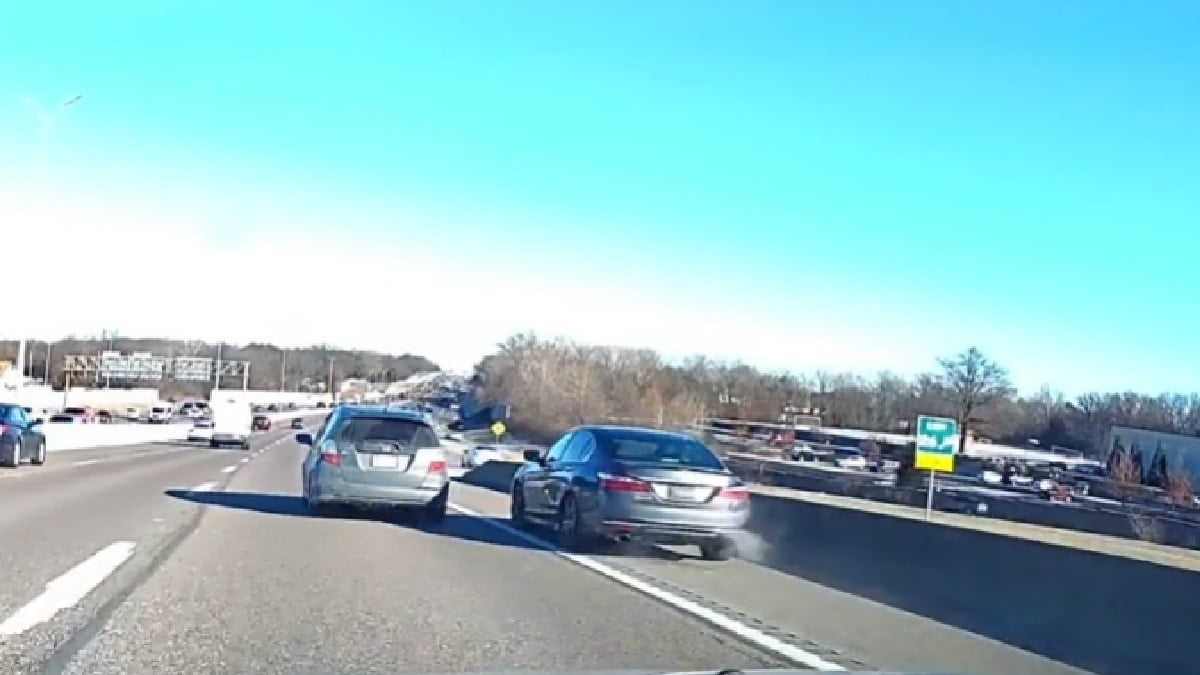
[0,424,786,675]
[0,423,1107,675]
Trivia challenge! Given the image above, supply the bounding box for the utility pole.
[214,342,223,392]
[280,350,287,392]
[102,329,116,388]
[15,338,26,386]
[327,357,336,402]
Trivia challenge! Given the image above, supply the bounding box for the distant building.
[1105,426,1200,484]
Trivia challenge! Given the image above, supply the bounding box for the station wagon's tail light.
[599,472,651,493]
[719,483,750,501]
[428,460,447,474]
[318,440,341,466]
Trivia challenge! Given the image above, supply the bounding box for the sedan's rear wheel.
[2,443,19,468]
[556,494,594,552]
[30,441,46,466]
[699,536,738,561]
[510,486,529,529]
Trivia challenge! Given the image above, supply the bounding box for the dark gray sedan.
[510,425,750,560]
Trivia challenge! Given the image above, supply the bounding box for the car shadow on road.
[148,441,204,449]
[163,489,548,553]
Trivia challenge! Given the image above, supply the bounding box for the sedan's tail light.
[599,472,651,493]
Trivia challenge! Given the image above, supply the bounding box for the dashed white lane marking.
[221,465,238,474]
[447,503,846,671]
[189,481,219,493]
[73,459,102,467]
[240,457,251,464]
[0,541,137,637]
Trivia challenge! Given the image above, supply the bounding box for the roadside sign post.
[915,415,959,521]
[491,420,507,444]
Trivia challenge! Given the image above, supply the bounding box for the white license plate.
[667,486,706,502]
[369,454,401,469]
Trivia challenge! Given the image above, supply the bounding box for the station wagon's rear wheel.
[420,486,448,527]
[30,441,46,466]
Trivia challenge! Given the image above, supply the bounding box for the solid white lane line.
[189,481,218,492]
[221,465,238,474]
[447,503,846,671]
[0,541,137,636]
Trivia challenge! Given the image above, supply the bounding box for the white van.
[209,399,252,450]
[147,405,173,424]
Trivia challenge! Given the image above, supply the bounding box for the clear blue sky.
[3,1,1198,395]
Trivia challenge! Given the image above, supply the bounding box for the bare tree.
[938,347,1014,454]
[463,332,1200,498]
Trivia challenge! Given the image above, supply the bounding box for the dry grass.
[1167,473,1194,507]
[1108,451,1142,499]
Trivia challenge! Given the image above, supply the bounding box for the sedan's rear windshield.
[599,431,724,470]
[334,417,439,450]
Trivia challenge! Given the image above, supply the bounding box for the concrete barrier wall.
[43,422,193,452]
[208,390,334,407]
[41,409,328,453]
[722,455,1200,551]
[746,492,1197,675]
[15,385,163,412]
[7,385,332,414]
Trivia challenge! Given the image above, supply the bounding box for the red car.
[252,415,271,431]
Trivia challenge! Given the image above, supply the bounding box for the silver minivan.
[297,406,450,523]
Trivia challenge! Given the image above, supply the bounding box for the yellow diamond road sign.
[490,421,507,437]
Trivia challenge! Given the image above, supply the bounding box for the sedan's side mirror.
[295,432,313,446]
[523,449,543,463]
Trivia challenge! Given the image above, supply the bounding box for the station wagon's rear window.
[334,417,439,449]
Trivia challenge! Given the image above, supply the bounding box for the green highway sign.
[915,415,959,472]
